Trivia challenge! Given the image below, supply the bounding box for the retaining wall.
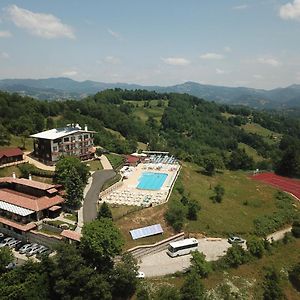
[27,231,63,248]
[127,232,185,259]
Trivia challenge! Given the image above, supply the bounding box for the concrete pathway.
[100,155,113,170]
[267,226,292,242]
[82,170,116,224]
[24,152,55,171]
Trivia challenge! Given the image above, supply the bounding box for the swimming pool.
[137,172,168,190]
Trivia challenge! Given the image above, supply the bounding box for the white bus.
[167,238,198,257]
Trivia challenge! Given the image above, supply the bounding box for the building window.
[53,146,58,152]
[64,137,70,142]
[84,134,89,140]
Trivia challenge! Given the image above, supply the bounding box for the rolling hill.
[0,77,300,109]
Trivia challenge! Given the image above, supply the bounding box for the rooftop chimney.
[84,124,88,131]
[29,174,32,181]
[12,172,16,179]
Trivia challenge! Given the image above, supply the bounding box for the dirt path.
[266,226,292,242]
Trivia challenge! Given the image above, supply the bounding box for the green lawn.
[106,153,124,169]
[0,135,34,151]
[238,142,264,162]
[241,122,282,144]
[0,165,21,178]
[104,127,126,140]
[171,162,299,236]
[84,159,103,171]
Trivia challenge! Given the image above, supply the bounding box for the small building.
[124,155,141,167]
[0,148,23,166]
[0,177,64,238]
[30,124,96,164]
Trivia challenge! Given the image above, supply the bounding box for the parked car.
[15,242,26,251]
[5,262,17,270]
[19,243,35,254]
[8,239,21,248]
[0,237,16,248]
[136,271,145,278]
[36,248,51,259]
[37,246,48,254]
[228,236,245,244]
[26,245,43,257]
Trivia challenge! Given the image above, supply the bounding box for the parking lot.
[0,233,52,267]
[139,238,232,277]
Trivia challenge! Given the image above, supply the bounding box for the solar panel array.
[130,224,163,240]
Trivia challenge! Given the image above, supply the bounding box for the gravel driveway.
[139,238,231,277]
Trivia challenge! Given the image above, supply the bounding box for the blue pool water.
[137,172,168,190]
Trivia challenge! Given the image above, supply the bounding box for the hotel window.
[53,146,58,152]
[64,137,70,142]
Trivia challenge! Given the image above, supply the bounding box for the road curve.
[83,170,116,223]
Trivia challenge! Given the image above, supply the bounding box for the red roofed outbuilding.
[0,148,23,166]
[124,155,141,166]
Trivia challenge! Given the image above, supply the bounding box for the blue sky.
[0,0,300,89]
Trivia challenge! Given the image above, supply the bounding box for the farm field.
[241,122,282,144]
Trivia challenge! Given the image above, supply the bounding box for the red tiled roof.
[0,190,64,211]
[0,177,57,191]
[125,155,140,164]
[0,217,36,231]
[0,148,23,159]
[61,230,81,242]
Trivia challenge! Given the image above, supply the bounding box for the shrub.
[246,236,265,258]
[291,220,300,238]
[165,201,185,232]
[224,244,249,268]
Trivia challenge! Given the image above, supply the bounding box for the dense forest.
[0,89,299,176]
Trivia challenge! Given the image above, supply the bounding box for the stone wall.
[127,232,185,259]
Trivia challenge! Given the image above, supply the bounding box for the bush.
[246,236,265,258]
[224,244,249,268]
[18,163,54,178]
[289,262,300,292]
[291,220,300,238]
[165,201,185,232]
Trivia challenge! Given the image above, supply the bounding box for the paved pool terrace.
[100,162,180,207]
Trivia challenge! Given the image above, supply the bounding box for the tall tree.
[111,253,139,299]
[180,270,205,300]
[80,219,123,270]
[263,267,284,300]
[64,167,84,209]
[0,247,13,274]
[190,251,211,278]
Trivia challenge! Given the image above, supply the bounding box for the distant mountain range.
[0,77,300,109]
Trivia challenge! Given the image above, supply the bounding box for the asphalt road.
[83,170,116,223]
[139,238,231,277]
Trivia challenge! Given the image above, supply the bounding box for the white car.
[0,237,16,248]
[19,243,35,254]
[26,245,42,257]
[136,271,145,278]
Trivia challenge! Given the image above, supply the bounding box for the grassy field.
[173,162,300,236]
[84,159,103,171]
[114,203,175,250]
[128,100,166,124]
[104,127,126,140]
[241,122,282,144]
[0,165,21,178]
[0,135,34,151]
[238,142,264,162]
[106,153,124,169]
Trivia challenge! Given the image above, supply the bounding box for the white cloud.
[224,46,232,53]
[216,68,225,75]
[257,57,281,67]
[200,53,224,60]
[107,28,122,40]
[232,4,249,10]
[0,51,9,59]
[61,70,78,77]
[0,30,12,38]
[279,0,300,21]
[253,74,263,79]
[6,5,75,39]
[161,57,190,66]
[104,56,121,64]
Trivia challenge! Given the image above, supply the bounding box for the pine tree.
[65,167,84,209]
[97,202,112,220]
